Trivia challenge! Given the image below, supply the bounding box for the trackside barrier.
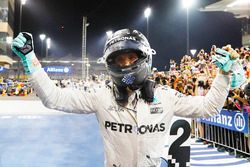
[193,109,250,156]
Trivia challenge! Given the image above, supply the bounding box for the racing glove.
[212,48,247,89]
[11,32,42,74]
[212,48,236,72]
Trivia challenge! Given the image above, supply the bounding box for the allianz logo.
[234,113,245,131]
[46,67,69,73]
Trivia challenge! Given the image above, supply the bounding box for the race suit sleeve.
[171,73,230,118]
[29,69,99,114]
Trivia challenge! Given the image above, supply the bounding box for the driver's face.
[115,52,139,67]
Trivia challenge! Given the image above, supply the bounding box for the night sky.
[17,0,242,70]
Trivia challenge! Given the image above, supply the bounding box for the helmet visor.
[107,49,145,68]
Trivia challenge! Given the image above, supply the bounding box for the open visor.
[106,49,146,68]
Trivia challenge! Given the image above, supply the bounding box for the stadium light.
[39,34,46,41]
[45,38,51,58]
[144,7,151,39]
[182,0,195,9]
[17,0,27,80]
[19,0,27,32]
[190,49,197,56]
[144,7,151,18]
[39,34,46,57]
[46,38,51,49]
[182,0,196,55]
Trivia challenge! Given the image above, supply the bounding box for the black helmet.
[98,29,156,89]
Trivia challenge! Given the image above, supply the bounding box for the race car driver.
[11,29,238,167]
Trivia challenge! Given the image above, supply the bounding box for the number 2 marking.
[168,119,191,167]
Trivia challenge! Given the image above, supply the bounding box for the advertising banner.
[197,109,249,133]
[43,66,72,74]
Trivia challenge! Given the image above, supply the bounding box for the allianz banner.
[197,109,249,133]
[43,66,72,74]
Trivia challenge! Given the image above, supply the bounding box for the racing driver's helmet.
[98,29,156,90]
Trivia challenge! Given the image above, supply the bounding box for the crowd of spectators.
[152,45,250,113]
[0,78,32,96]
[0,74,109,96]
[150,45,250,159]
[51,73,110,91]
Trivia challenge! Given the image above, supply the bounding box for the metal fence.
[192,114,250,157]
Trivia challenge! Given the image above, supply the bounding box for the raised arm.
[171,72,230,118]
[172,45,246,118]
[11,32,99,114]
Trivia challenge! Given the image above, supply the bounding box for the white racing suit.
[30,69,230,167]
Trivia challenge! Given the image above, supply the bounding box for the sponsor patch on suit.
[150,106,163,114]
